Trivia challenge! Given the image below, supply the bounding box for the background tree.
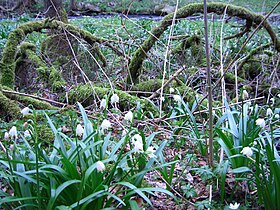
[44,0,67,22]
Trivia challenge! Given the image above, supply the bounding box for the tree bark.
[44,0,67,22]
[70,0,77,11]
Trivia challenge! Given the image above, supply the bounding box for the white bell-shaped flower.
[100,119,111,133]
[134,140,143,152]
[173,95,182,103]
[266,108,273,117]
[100,98,107,110]
[8,126,17,139]
[124,111,133,122]
[24,130,32,138]
[21,107,30,116]
[110,93,119,104]
[146,146,156,158]
[169,87,175,94]
[229,202,240,209]
[96,161,105,172]
[132,134,142,144]
[76,124,84,137]
[4,132,9,140]
[242,90,249,100]
[255,118,265,128]
[241,147,253,157]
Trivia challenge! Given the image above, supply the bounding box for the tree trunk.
[70,0,77,11]
[44,0,67,22]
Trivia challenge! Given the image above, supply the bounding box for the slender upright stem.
[203,0,214,167]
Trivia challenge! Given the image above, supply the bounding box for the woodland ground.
[0,1,279,210]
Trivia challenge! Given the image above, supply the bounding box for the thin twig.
[195,1,280,111]
[163,96,265,121]
[1,89,66,106]
[203,0,214,167]
[148,65,186,100]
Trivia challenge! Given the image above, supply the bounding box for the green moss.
[127,2,279,84]
[224,72,246,83]
[1,19,110,90]
[0,90,21,120]
[16,41,66,91]
[0,85,55,110]
[37,124,55,143]
[0,63,15,89]
[67,83,156,112]
[132,79,180,93]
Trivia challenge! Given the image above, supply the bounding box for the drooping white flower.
[4,132,9,140]
[256,118,265,128]
[76,124,84,137]
[124,111,133,122]
[229,202,240,209]
[169,87,175,94]
[146,146,156,158]
[110,93,119,104]
[241,147,253,157]
[160,96,165,102]
[122,129,127,136]
[24,130,32,138]
[242,90,249,100]
[96,161,105,172]
[270,98,275,105]
[8,126,17,139]
[173,95,182,103]
[266,108,273,116]
[100,98,107,110]
[275,114,279,119]
[132,134,142,144]
[20,107,30,116]
[9,144,14,151]
[100,119,111,133]
[134,140,143,152]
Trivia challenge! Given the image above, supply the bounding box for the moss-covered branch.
[0,18,112,89]
[238,42,272,75]
[0,85,56,120]
[127,2,280,84]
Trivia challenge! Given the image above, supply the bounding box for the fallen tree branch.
[1,88,65,107]
[126,2,280,84]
